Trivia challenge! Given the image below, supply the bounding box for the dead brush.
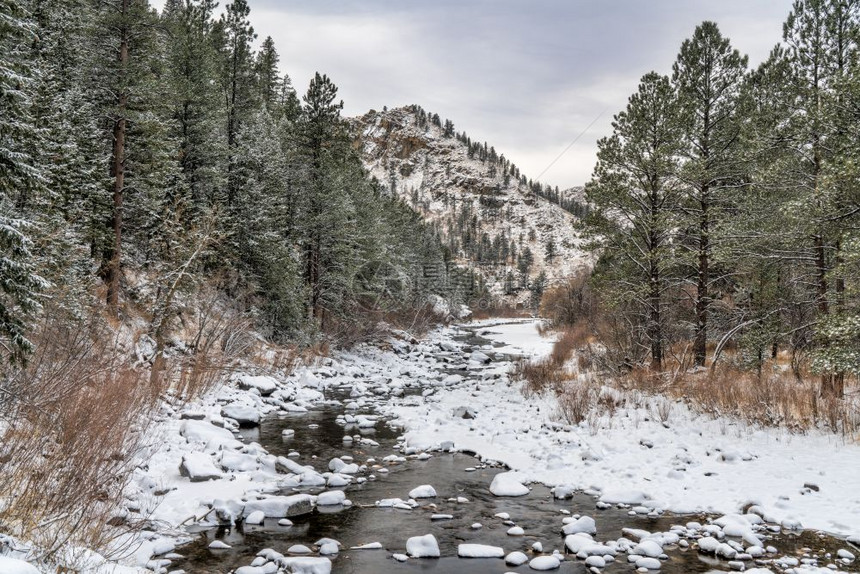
[654,361,859,434]
[557,376,599,425]
[0,305,165,564]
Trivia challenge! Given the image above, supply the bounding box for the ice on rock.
[392,553,408,562]
[179,453,223,482]
[505,551,529,565]
[507,526,525,536]
[352,542,383,550]
[317,490,346,506]
[490,472,530,496]
[209,540,231,549]
[528,555,561,570]
[564,535,617,557]
[288,545,313,554]
[837,549,855,561]
[327,474,351,487]
[585,556,606,568]
[409,484,437,498]
[458,544,505,558]
[562,516,596,535]
[406,534,440,558]
[319,543,339,555]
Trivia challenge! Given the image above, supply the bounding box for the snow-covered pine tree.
[582,72,684,371]
[0,0,46,364]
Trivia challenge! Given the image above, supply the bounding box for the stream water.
[171,326,859,574]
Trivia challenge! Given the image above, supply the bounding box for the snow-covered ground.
[386,320,860,537]
[4,319,858,573]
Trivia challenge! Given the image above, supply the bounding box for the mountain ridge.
[350,104,591,306]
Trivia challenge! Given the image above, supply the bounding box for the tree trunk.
[694,188,709,367]
[649,265,662,372]
[106,0,130,314]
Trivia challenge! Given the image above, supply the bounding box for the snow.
[506,551,529,565]
[279,557,331,574]
[458,544,505,558]
[51,317,860,573]
[408,484,437,498]
[236,375,278,396]
[406,534,440,558]
[352,106,591,304]
[528,555,561,570]
[179,452,223,482]
[478,320,556,358]
[0,557,40,574]
[221,403,261,426]
[316,491,346,506]
[489,472,530,496]
[380,320,860,538]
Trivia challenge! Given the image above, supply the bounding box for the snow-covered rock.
[237,375,278,396]
[408,484,437,498]
[317,491,346,506]
[243,494,315,518]
[406,534,440,558]
[489,472,529,496]
[179,453,223,482]
[529,555,561,570]
[221,403,261,427]
[0,557,40,574]
[458,544,505,558]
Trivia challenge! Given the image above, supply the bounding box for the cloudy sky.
[155,0,794,189]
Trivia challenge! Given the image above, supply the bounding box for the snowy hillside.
[351,106,591,305]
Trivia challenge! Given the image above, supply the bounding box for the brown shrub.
[0,305,163,562]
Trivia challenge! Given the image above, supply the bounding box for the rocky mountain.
[350,105,590,306]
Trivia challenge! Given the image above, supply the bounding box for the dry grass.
[664,364,859,434]
[516,316,859,435]
[514,321,592,397]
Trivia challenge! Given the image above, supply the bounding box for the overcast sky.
[154,0,794,189]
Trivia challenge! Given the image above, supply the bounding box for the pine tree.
[672,21,748,367]
[219,0,257,206]
[778,0,860,396]
[255,36,282,110]
[582,72,684,371]
[162,0,226,212]
[0,0,46,364]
